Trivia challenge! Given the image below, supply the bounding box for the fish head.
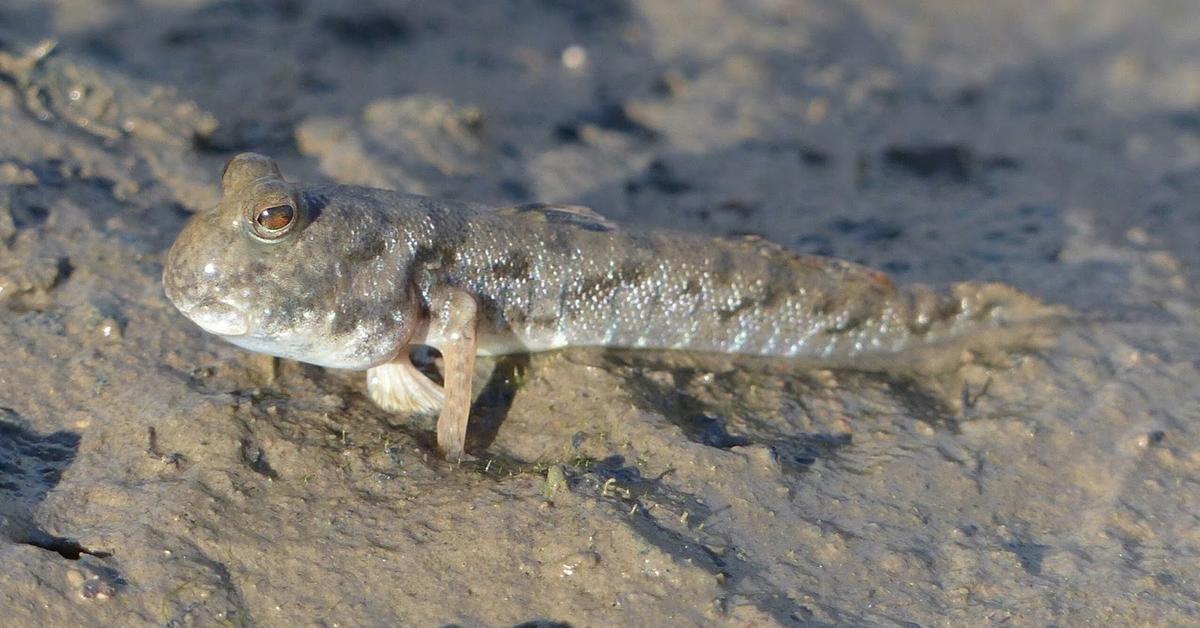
[163,153,416,369]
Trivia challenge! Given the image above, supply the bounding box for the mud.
[1,1,1198,626]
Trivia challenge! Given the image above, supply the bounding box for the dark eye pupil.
[256,205,294,231]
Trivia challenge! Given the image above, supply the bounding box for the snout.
[162,223,251,336]
[163,266,248,336]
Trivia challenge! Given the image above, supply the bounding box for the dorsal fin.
[716,233,787,255]
[495,202,618,232]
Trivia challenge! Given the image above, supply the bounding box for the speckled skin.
[164,154,1055,457]
[416,204,1031,361]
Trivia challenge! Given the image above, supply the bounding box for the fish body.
[164,153,1055,459]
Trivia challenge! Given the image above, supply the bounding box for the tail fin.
[899,281,1067,369]
[949,281,1066,349]
[886,282,1068,413]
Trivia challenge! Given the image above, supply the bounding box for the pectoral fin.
[366,351,445,415]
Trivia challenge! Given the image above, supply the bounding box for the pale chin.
[187,307,250,337]
[218,332,385,371]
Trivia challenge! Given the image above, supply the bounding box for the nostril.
[162,269,188,308]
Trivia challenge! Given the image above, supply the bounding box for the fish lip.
[183,299,250,337]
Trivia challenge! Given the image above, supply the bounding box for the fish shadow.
[613,355,857,475]
[466,354,531,454]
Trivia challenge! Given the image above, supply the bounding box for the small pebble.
[66,570,84,588]
[0,162,38,185]
[543,464,568,497]
[81,576,116,600]
[99,318,122,341]
[561,45,587,71]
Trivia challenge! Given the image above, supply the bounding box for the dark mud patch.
[0,410,79,505]
[0,410,107,561]
[19,531,110,560]
[555,102,660,144]
[319,12,411,49]
[882,143,975,182]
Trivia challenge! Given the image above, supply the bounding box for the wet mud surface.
[1,1,1199,625]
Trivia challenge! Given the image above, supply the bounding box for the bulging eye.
[252,202,296,239]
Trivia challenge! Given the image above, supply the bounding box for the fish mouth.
[183,299,250,337]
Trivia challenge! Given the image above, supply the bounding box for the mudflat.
[1,1,1197,625]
